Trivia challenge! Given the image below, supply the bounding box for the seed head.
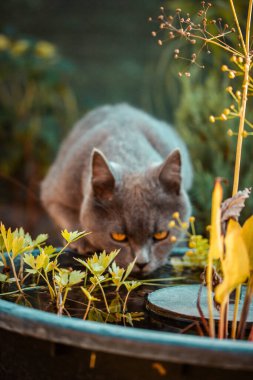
[189,241,196,248]
[169,220,176,228]
[176,8,182,12]
[221,65,228,71]
[174,49,180,54]
[226,86,233,92]
[236,91,241,98]
[190,39,196,44]
[227,129,233,136]
[151,31,157,37]
[158,39,163,46]
[170,236,177,243]
[242,131,248,138]
[185,72,191,77]
[228,71,235,79]
[221,113,227,121]
[209,115,215,123]
[224,108,230,115]
[238,57,243,63]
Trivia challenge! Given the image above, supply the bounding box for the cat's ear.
[91,149,115,200]
[158,149,182,195]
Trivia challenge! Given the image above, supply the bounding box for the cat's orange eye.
[153,231,168,241]
[111,232,128,242]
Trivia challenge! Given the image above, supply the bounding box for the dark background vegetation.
[0,0,252,243]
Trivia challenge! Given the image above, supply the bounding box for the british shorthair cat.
[41,104,193,275]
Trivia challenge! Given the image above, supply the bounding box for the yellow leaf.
[241,215,253,271]
[23,253,36,269]
[81,287,100,302]
[1,223,13,253]
[215,219,250,304]
[12,236,25,258]
[35,251,47,270]
[209,179,224,260]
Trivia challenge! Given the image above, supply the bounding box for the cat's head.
[80,149,191,275]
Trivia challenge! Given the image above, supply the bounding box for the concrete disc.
[147,284,253,323]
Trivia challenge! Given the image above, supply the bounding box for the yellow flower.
[35,41,56,58]
[11,40,29,55]
[0,34,10,50]
[209,115,215,123]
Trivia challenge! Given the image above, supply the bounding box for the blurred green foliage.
[175,72,253,231]
[157,0,253,230]
[0,33,78,187]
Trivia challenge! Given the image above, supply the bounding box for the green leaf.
[124,280,142,292]
[86,250,120,276]
[74,257,91,272]
[123,258,137,282]
[0,273,7,282]
[25,268,37,274]
[34,234,48,245]
[81,287,100,302]
[68,270,86,286]
[108,294,122,313]
[61,229,88,243]
[43,245,57,256]
[23,253,36,269]
[54,271,69,288]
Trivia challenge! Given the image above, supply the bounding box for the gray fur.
[41,103,193,275]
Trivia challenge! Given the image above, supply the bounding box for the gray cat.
[41,104,192,275]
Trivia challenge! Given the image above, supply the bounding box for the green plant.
[0,33,78,199]
[1,222,172,325]
[151,1,253,340]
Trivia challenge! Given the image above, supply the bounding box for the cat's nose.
[136,262,149,270]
